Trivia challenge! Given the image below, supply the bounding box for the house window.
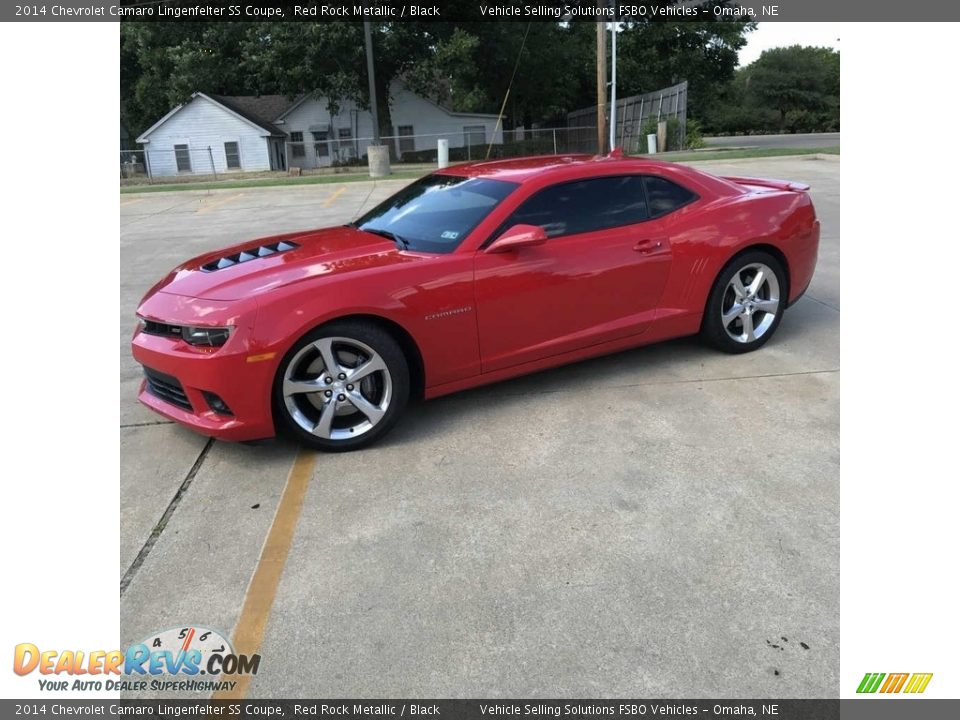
[290,131,305,158]
[463,125,486,151]
[174,144,191,173]
[224,141,241,169]
[397,125,415,154]
[338,128,352,140]
[312,130,329,158]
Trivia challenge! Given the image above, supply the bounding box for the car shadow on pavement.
[378,295,838,451]
[178,294,837,459]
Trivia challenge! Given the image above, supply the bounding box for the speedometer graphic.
[137,626,233,674]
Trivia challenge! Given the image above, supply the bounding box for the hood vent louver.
[201,240,299,272]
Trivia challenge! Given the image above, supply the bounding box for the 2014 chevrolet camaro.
[132,154,819,451]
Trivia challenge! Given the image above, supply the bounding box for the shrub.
[634,116,694,153]
[685,119,706,149]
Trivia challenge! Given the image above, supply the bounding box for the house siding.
[141,96,272,177]
[280,84,503,168]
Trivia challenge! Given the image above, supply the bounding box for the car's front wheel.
[273,321,409,452]
[702,250,786,354]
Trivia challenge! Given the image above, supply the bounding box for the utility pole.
[363,16,380,145]
[363,8,389,177]
[609,21,617,152]
[596,18,607,155]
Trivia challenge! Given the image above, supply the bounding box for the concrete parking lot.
[120,155,839,697]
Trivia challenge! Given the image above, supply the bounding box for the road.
[703,132,840,150]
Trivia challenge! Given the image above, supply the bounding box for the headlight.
[181,325,233,347]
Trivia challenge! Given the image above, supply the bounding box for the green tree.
[119,14,764,144]
[239,22,365,115]
[616,16,755,124]
[741,45,840,133]
[404,22,594,128]
[121,23,256,138]
[122,21,462,157]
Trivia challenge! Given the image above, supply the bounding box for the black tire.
[701,250,787,354]
[272,320,409,452]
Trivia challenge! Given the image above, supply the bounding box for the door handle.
[633,238,666,253]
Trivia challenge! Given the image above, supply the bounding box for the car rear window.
[644,176,698,217]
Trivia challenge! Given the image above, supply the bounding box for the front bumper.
[131,292,278,442]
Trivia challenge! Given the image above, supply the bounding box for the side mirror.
[486,224,548,253]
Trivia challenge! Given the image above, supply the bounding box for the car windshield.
[353,174,518,253]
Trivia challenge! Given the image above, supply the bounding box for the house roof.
[275,82,501,122]
[207,94,297,136]
[136,85,500,144]
[136,92,296,142]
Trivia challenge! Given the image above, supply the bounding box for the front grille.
[143,367,192,411]
[140,319,182,339]
[201,240,299,272]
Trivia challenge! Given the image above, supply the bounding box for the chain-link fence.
[121,145,253,181]
[119,126,600,186]
[285,126,599,166]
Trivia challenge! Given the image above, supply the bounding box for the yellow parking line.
[212,449,317,700]
[119,197,143,207]
[197,193,244,214]
[322,186,346,208]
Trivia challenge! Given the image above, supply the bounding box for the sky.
[737,22,842,66]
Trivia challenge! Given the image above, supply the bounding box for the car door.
[473,175,674,373]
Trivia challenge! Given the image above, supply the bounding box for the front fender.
[250,255,482,389]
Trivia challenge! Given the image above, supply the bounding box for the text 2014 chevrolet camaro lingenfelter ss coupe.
[132,153,819,451]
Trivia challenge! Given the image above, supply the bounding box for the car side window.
[643,176,698,218]
[506,176,649,239]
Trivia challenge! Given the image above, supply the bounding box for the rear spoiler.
[723,176,811,192]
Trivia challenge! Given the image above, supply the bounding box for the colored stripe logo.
[857,672,933,694]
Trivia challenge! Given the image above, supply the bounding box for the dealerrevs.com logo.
[856,672,933,694]
[13,626,260,693]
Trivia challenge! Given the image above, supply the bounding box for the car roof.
[435,153,696,184]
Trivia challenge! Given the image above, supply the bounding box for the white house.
[136,82,503,177]
[276,83,503,168]
[136,93,292,177]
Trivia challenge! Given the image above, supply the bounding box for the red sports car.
[132,154,819,451]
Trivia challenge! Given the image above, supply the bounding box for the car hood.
[149,226,416,301]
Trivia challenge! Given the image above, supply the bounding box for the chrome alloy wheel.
[721,262,781,344]
[282,336,392,440]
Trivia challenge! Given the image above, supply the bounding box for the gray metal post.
[553,128,557,155]
[620,103,627,149]
[207,146,217,180]
[637,97,643,153]
[364,15,380,146]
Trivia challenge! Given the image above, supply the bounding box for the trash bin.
[367,145,390,178]
[647,134,657,155]
[437,138,449,169]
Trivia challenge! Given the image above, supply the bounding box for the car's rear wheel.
[702,251,786,354]
[273,321,409,451]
